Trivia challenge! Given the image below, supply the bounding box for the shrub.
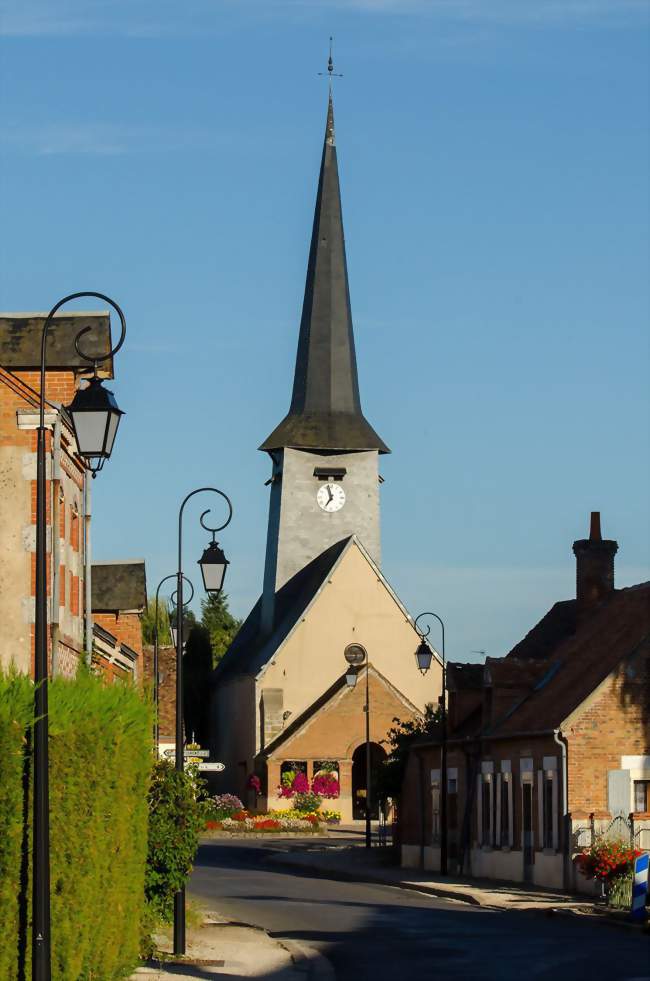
[294,791,322,813]
[0,667,152,981]
[205,793,244,821]
[321,809,342,824]
[145,759,207,924]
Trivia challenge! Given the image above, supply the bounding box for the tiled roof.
[489,583,650,737]
[505,599,577,662]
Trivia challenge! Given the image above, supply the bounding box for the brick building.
[142,643,177,751]
[0,312,146,682]
[399,514,650,892]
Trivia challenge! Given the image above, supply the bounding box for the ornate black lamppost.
[174,490,232,955]
[153,574,194,755]
[343,643,372,849]
[414,612,447,876]
[33,292,126,981]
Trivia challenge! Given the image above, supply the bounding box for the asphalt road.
[190,839,649,981]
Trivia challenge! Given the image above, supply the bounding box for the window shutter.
[607,770,631,816]
[495,773,502,847]
[537,771,543,851]
[476,774,483,846]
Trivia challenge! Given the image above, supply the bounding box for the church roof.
[260,96,389,455]
[213,535,440,687]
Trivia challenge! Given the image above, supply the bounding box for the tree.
[375,703,441,802]
[199,592,241,667]
[183,626,212,747]
[141,597,172,646]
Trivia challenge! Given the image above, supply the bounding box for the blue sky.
[1,0,648,663]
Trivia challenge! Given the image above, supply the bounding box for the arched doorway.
[351,743,386,820]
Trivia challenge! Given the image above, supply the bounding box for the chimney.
[572,512,618,611]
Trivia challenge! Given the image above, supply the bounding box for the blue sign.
[630,853,648,922]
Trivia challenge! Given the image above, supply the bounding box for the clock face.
[317,482,346,513]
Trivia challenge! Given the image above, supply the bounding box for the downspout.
[554,728,569,890]
[84,472,92,667]
[50,412,62,676]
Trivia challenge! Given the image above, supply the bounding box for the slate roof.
[213,537,352,684]
[0,313,113,374]
[260,95,388,455]
[92,560,147,612]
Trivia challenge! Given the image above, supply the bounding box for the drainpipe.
[84,472,92,667]
[50,412,62,676]
[554,728,569,890]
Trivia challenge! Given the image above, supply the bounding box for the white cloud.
[0,0,646,38]
[0,121,222,156]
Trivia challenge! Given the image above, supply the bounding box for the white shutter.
[495,773,502,848]
[608,770,631,816]
[507,776,514,848]
[537,770,543,851]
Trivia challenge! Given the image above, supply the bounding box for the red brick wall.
[566,653,650,818]
[142,644,177,741]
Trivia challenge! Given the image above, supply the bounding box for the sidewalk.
[130,912,334,981]
[265,843,608,917]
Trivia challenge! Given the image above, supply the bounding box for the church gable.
[262,665,420,762]
[256,537,440,749]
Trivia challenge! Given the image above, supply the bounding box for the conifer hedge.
[0,669,152,981]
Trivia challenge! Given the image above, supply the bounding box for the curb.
[266,854,643,926]
[281,939,337,981]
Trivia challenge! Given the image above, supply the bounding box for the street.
[190,839,650,981]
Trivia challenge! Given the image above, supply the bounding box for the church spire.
[260,93,389,455]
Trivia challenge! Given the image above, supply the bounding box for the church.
[210,93,442,822]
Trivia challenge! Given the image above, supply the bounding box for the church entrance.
[351,743,386,820]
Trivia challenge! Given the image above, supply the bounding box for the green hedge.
[0,668,153,981]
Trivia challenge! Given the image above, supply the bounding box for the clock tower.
[259,94,389,633]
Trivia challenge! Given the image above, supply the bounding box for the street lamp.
[343,643,372,849]
[174,487,232,956]
[413,612,447,876]
[153,574,194,755]
[33,292,126,981]
[197,511,229,594]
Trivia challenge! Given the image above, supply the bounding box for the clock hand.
[327,486,333,503]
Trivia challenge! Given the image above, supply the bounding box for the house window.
[543,773,554,849]
[634,780,649,813]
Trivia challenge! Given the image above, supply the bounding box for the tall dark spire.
[260,95,389,455]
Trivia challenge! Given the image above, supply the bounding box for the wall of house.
[565,646,650,818]
[0,368,85,676]
[210,674,257,799]
[256,543,440,758]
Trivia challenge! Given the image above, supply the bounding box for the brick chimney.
[572,512,618,611]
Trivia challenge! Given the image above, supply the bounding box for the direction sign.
[199,762,226,772]
[183,749,210,758]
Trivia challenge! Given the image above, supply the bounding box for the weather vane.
[318,36,343,91]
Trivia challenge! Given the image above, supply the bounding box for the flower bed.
[204,807,342,834]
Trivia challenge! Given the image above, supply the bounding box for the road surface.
[190,839,649,981]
